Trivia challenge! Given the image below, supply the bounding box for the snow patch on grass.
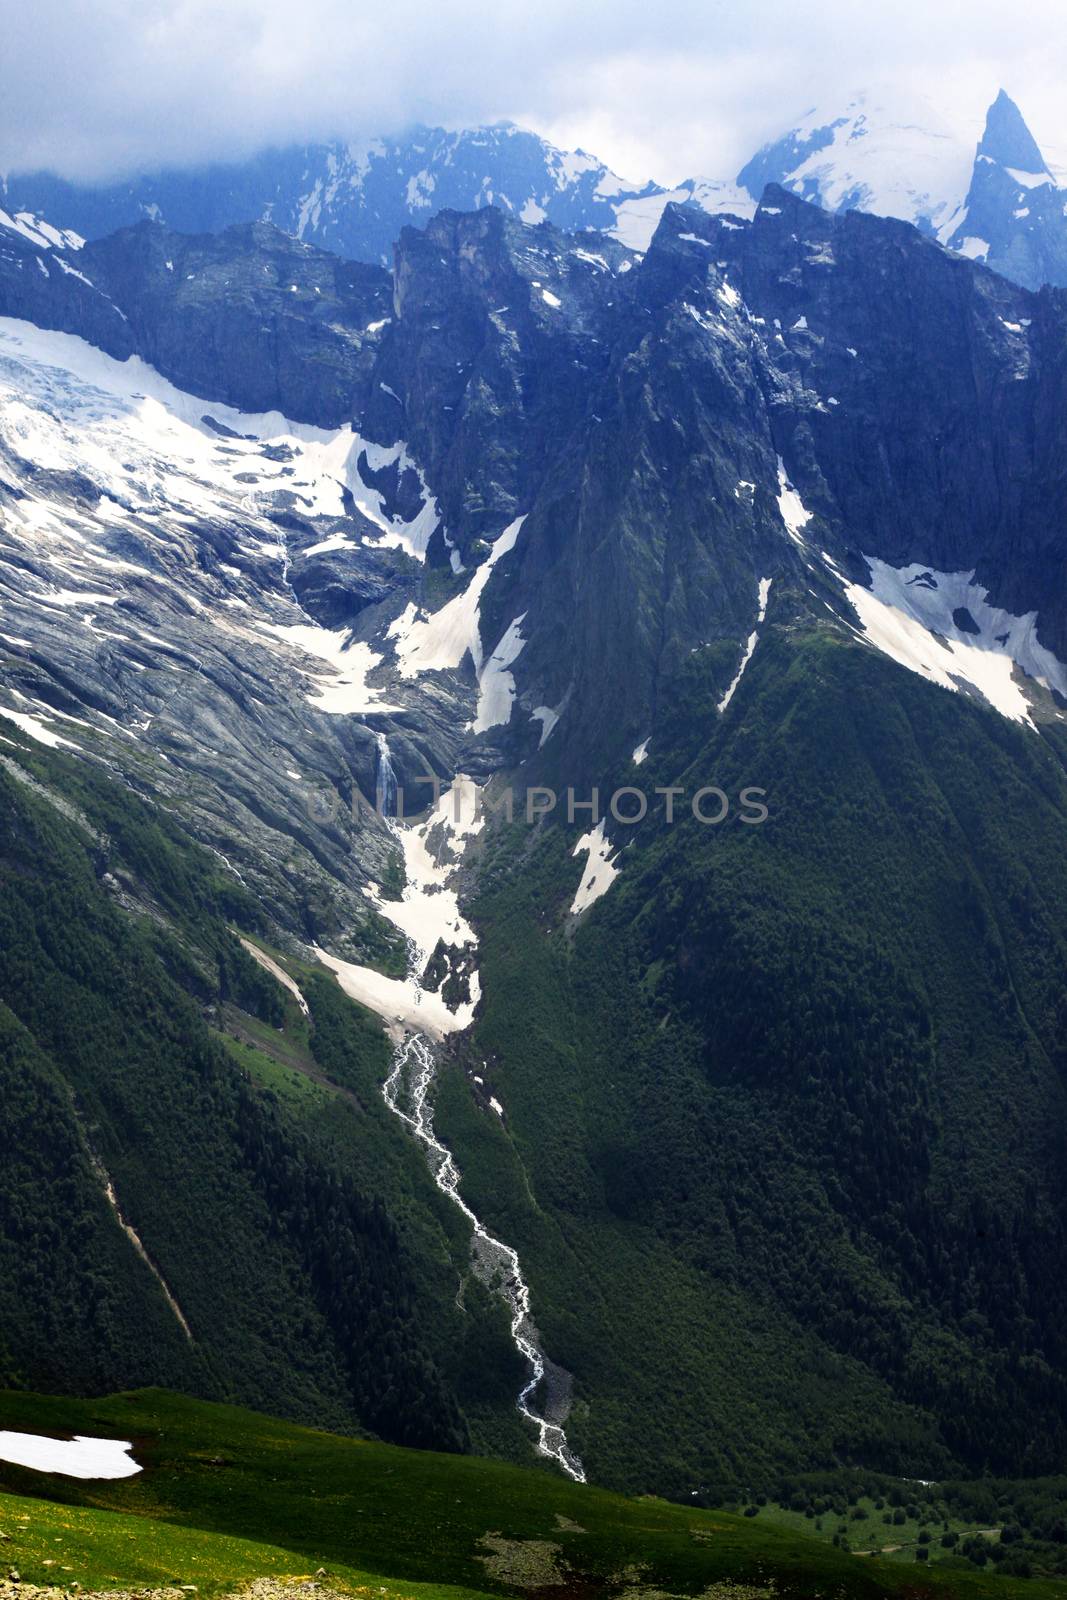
[571,820,619,915]
[0,1431,141,1479]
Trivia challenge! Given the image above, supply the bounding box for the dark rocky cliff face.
[1,218,391,426]
[361,187,1067,776]
[364,207,637,561]
[729,191,1064,610]
[0,221,134,358]
[81,221,393,426]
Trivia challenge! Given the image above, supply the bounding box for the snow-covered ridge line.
[0,206,84,251]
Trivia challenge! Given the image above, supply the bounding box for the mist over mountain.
[6,87,1066,289]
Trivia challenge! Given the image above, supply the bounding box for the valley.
[3,40,1067,1600]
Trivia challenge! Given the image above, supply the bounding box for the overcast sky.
[2,0,1065,186]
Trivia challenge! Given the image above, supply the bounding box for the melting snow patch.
[389,516,525,679]
[260,624,400,714]
[318,776,485,1039]
[473,614,526,732]
[302,532,358,557]
[531,704,559,746]
[571,820,619,915]
[719,578,772,712]
[777,459,813,544]
[540,288,562,309]
[318,950,471,1039]
[1005,167,1053,189]
[846,559,1067,725]
[0,706,75,747]
[0,1431,141,1480]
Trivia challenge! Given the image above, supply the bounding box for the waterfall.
[375,731,398,816]
[384,1033,585,1483]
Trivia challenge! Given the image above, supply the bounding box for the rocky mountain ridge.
[5,90,1066,288]
[5,182,1067,926]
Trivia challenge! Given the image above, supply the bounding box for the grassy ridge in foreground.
[0,1488,490,1600]
[0,1390,1064,1600]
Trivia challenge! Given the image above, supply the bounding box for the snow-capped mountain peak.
[736,89,973,238]
[946,90,1067,288]
[5,91,1067,293]
[977,88,1052,179]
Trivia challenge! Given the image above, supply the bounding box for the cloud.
[2,0,1064,185]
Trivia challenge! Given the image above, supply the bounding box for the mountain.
[0,740,503,1451]
[945,89,1067,289]
[6,92,1067,291]
[736,90,973,237]
[738,88,1067,292]
[0,123,668,266]
[4,173,1067,1514]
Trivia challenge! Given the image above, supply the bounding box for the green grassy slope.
[1,1388,1063,1600]
[0,738,514,1454]
[0,1485,490,1600]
